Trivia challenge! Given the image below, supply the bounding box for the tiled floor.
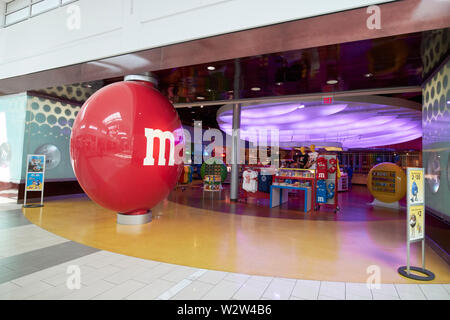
[1,245,449,300]
[1,248,449,300]
[1,206,449,300]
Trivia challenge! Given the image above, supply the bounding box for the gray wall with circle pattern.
[21,94,80,181]
[422,58,450,220]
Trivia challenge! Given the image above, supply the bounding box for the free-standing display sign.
[398,168,434,281]
[407,168,425,242]
[23,154,46,208]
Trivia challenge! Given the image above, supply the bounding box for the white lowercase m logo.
[143,129,175,166]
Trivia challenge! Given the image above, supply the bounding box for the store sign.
[322,96,333,104]
[26,155,45,191]
[407,168,425,242]
[371,170,396,193]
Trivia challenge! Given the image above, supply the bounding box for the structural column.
[230,58,241,201]
[230,103,241,201]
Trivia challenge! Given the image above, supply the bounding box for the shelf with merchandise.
[275,168,316,179]
[273,169,315,188]
[271,168,317,210]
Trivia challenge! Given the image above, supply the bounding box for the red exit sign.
[323,96,333,104]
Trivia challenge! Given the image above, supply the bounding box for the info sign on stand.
[397,168,435,281]
[23,154,46,208]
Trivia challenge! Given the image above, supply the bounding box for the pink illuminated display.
[217,101,422,148]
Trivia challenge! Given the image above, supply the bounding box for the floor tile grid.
[1,253,450,300]
[1,212,449,301]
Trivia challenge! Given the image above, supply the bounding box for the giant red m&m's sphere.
[70,80,184,213]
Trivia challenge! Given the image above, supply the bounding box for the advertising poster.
[25,154,46,191]
[27,155,45,173]
[407,169,424,205]
[406,168,425,242]
[409,205,424,242]
[26,172,44,191]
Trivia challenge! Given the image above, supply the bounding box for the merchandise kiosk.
[201,158,228,193]
[270,168,316,212]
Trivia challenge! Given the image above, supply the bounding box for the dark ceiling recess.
[177,105,223,129]
[78,29,450,129]
[151,31,431,104]
[95,30,442,106]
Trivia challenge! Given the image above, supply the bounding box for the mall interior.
[0,0,449,300]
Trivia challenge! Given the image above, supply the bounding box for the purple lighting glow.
[217,100,422,148]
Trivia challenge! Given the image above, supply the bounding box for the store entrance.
[170,93,422,220]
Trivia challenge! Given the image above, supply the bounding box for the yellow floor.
[22,196,450,284]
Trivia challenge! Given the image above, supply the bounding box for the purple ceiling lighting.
[217,99,422,149]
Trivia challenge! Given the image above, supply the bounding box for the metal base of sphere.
[117,211,152,225]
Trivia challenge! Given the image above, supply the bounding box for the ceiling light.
[200,105,204,108]
[297,105,305,109]
[251,87,261,91]
[364,73,373,78]
[197,96,205,100]
[326,80,338,85]
[276,82,283,86]
[207,66,215,71]
[217,101,422,149]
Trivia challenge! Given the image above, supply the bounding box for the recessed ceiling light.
[207,66,215,71]
[197,96,205,100]
[200,105,204,108]
[298,105,305,109]
[326,80,338,85]
[251,87,261,91]
[364,73,373,78]
[206,89,212,92]
[276,82,283,86]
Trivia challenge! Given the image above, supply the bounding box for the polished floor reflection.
[22,186,450,284]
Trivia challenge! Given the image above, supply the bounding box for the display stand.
[369,199,400,209]
[338,173,348,192]
[398,168,435,281]
[203,174,222,200]
[271,168,316,212]
[270,185,311,212]
[315,154,339,213]
[176,165,193,191]
[23,154,46,208]
[200,158,227,199]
